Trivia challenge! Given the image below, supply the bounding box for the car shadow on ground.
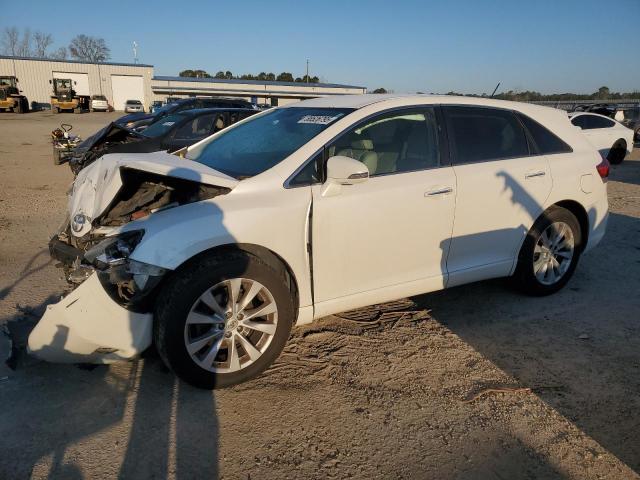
[0,295,219,479]
[413,210,640,474]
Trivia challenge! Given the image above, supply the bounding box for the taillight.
[596,155,610,180]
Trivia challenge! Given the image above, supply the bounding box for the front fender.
[126,186,314,308]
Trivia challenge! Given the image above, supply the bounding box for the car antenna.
[490,82,501,98]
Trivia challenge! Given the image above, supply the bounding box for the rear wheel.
[154,250,295,389]
[513,207,582,296]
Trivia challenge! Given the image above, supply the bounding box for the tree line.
[179,69,321,83]
[446,86,640,101]
[1,27,111,63]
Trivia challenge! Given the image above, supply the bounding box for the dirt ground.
[0,111,639,480]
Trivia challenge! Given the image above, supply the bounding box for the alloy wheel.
[533,221,575,286]
[183,278,278,373]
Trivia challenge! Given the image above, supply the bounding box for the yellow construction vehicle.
[49,78,89,113]
[0,76,29,113]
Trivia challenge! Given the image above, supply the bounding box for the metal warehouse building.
[0,55,153,111]
[1,55,366,111]
[151,76,367,106]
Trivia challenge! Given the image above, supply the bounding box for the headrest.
[351,138,373,150]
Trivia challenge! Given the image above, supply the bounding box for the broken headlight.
[85,230,168,310]
[84,230,144,267]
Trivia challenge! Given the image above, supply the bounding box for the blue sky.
[3,0,638,94]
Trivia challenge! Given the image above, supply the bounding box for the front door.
[311,107,457,317]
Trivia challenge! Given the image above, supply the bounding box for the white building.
[151,76,367,106]
[1,55,366,111]
[0,55,153,110]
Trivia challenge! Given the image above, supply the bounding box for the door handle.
[525,170,546,179]
[425,186,453,196]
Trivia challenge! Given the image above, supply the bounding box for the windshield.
[140,113,187,138]
[151,102,179,117]
[187,107,352,178]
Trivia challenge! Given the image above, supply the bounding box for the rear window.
[444,106,529,164]
[517,113,572,155]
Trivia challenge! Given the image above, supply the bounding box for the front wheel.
[154,250,295,389]
[513,207,582,296]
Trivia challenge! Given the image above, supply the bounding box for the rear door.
[443,106,552,286]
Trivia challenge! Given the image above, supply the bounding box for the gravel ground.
[0,111,639,480]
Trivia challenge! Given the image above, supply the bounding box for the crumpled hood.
[68,151,238,237]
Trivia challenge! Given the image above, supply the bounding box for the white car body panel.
[28,274,152,363]
[569,112,634,157]
[30,94,610,364]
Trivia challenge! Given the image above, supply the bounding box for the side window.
[173,114,216,140]
[518,113,572,155]
[444,106,529,164]
[326,108,440,176]
[288,151,321,187]
[571,115,589,129]
[588,115,615,129]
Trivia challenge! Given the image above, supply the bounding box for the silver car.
[124,99,144,113]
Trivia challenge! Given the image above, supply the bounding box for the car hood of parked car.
[68,151,239,237]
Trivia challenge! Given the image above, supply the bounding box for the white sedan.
[29,95,609,389]
[569,112,634,164]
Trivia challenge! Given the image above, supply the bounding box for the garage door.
[53,72,90,96]
[111,75,144,111]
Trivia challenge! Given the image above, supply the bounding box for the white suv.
[29,95,609,388]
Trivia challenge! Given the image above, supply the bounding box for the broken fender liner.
[28,273,153,364]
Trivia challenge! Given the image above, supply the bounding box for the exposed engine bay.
[50,165,231,310]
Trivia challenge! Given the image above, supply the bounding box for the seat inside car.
[336,138,378,175]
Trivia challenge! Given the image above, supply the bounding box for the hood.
[76,122,143,154]
[69,151,238,237]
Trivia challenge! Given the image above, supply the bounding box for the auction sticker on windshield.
[297,114,343,125]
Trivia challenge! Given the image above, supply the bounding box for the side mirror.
[15,78,19,83]
[49,79,52,84]
[326,155,369,185]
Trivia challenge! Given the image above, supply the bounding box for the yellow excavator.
[50,78,89,113]
[0,76,29,113]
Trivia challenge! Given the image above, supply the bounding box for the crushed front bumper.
[27,273,153,364]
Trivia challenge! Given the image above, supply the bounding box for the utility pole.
[133,41,138,64]
[306,59,309,83]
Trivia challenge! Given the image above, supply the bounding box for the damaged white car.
[29,95,609,389]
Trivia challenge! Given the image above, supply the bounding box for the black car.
[68,108,257,174]
[115,97,258,131]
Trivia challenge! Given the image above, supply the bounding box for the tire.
[154,250,295,389]
[607,140,627,165]
[512,206,582,296]
[15,101,23,114]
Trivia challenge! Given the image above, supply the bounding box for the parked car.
[67,108,257,173]
[90,95,109,112]
[568,112,634,164]
[29,95,609,389]
[116,97,259,131]
[618,107,640,142]
[124,99,144,113]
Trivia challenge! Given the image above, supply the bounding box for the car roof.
[174,107,257,116]
[175,97,250,104]
[285,93,563,115]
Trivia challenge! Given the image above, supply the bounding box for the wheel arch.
[547,200,590,251]
[168,242,300,316]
